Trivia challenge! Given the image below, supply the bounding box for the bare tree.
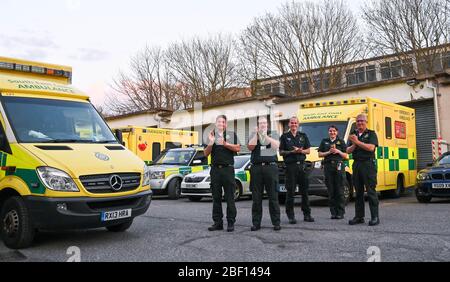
[362,0,450,75]
[166,34,240,105]
[241,0,366,96]
[105,46,189,115]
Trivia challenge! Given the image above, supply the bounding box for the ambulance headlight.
[150,171,165,180]
[142,165,151,186]
[36,167,79,192]
[205,176,211,182]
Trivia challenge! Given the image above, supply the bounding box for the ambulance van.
[279,97,417,201]
[115,126,198,165]
[0,57,152,249]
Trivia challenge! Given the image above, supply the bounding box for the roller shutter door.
[402,99,436,170]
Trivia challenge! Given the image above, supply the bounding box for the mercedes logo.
[109,175,123,191]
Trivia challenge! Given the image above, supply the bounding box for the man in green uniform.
[347,113,380,226]
[318,125,348,219]
[204,115,241,232]
[247,116,281,231]
[279,116,314,224]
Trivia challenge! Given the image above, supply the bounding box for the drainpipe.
[426,79,441,139]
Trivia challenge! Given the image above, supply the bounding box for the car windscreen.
[234,156,249,169]
[299,121,348,147]
[438,154,450,165]
[2,96,117,143]
[156,150,195,165]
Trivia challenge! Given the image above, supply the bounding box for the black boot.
[304,215,315,222]
[208,223,223,231]
[348,217,365,225]
[369,217,380,226]
[227,222,235,232]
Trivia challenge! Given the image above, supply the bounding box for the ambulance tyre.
[0,196,35,249]
[188,196,203,202]
[383,175,404,198]
[167,178,182,200]
[106,219,133,232]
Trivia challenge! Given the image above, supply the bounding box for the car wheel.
[234,181,242,201]
[167,178,181,200]
[343,179,352,205]
[188,196,203,202]
[106,219,133,232]
[416,195,432,203]
[0,196,35,249]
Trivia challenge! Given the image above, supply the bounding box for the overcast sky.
[0,0,365,105]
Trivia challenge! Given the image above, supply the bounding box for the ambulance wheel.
[188,196,203,202]
[0,196,35,249]
[167,178,181,200]
[106,219,133,232]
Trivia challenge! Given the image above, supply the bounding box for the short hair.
[328,125,339,131]
[216,115,227,122]
[356,113,368,121]
[289,116,299,123]
[257,116,268,123]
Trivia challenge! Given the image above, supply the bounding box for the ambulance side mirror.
[245,164,252,170]
[114,129,124,145]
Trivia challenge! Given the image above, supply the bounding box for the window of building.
[366,65,376,82]
[391,60,401,78]
[385,117,392,139]
[442,52,450,69]
[346,65,375,86]
[301,77,310,93]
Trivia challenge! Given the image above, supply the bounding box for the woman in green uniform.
[318,125,348,219]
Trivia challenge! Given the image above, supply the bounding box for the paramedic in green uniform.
[347,113,380,226]
[247,116,281,231]
[318,125,348,219]
[204,115,241,232]
[279,116,314,224]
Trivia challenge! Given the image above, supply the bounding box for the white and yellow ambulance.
[0,57,152,249]
[279,97,417,201]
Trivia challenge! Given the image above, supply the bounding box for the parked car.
[181,155,252,201]
[415,152,450,203]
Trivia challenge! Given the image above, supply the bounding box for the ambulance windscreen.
[299,122,347,147]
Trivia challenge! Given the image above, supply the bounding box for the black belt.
[212,164,232,168]
[324,160,343,165]
[286,161,304,165]
[253,162,277,166]
[353,158,374,162]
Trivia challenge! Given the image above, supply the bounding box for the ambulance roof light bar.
[300,98,368,108]
[0,61,72,81]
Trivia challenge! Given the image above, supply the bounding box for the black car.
[415,152,450,203]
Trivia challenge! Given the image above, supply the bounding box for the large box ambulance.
[279,97,417,201]
[0,57,152,249]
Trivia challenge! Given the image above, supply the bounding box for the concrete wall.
[437,83,450,142]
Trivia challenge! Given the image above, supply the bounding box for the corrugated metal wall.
[402,99,437,170]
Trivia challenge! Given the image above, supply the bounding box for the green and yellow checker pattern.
[0,150,46,194]
[345,146,416,172]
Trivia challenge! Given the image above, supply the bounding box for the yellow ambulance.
[115,126,198,165]
[0,57,152,249]
[291,97,417,200]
